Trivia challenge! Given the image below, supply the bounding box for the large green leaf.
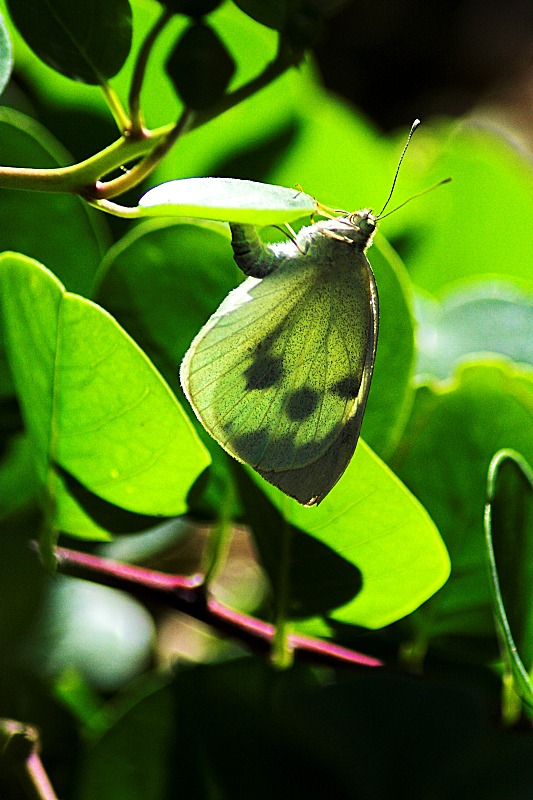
[243,438,449,630]
[0,253,210,548]
[393,360,533,652]
[484,449,533,715]
[4,0,132,84]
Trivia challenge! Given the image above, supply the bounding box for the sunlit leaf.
[244,438,449,630]
[0,253,210,550]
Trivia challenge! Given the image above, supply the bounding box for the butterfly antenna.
[377,118,421,218]
[378,177,452,219]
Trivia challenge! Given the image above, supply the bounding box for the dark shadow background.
[315,0,533,141]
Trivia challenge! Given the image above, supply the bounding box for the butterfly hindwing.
[180,216,378,506]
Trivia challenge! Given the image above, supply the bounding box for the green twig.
[129,6,173,137]
[93,110,191,200]
[271,513,294,669]
[0,126,172,195]
[100,80,131,132]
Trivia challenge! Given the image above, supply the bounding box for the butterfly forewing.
[180,221,378,505]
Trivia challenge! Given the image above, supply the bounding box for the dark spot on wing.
[331,376,361,400]
[244,355,284,391]
[227,427,269,465]
[286,387,319,421]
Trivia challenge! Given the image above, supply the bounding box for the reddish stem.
[53,546,382,669]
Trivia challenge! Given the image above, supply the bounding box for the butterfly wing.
[180,242,378,506]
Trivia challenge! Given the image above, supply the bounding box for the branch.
[128,6,173,136]
[52,546,382,669]
[0,720,58,800]
[0,126,173,195]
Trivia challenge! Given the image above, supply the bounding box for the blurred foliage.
[0,0,532,798]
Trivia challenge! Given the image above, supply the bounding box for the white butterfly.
[180,210,378,506]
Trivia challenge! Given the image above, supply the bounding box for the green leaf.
[93,220,239,397]
[484,449,533,714]
[244,439,449,630]
[0,0,175,127]
[4,0,132,84]
[0,253,210,545]
[93,218,242,516]
[393,360,533,652]
[416,278,533,380]
[138,177,316,225]
[78,674,174,800]
[0,9,13,95]
[148,5,295,179]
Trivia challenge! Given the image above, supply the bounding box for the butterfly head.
[315,209,377,250]
[347,209,377,239]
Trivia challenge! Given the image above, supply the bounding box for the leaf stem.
[128,6,174,137]
[100,80,131,132]
[271,516,294,669]
[86,198,147,218]
[201,482,237,586]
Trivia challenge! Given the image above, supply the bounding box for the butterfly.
[180,209,379,506]
[180,122,435,506]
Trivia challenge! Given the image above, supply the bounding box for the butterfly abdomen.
[230,223,278,278]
